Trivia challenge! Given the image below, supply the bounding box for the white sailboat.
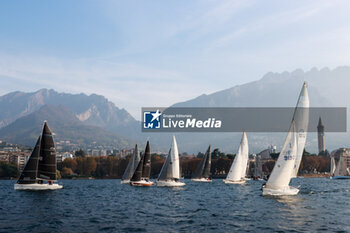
[157,136,185,187]
[291,82,309,178]
[121,144,140,184]
[262,121,298,195]
[263,82,309,196]
[331,154,350,179]
[223,132,249,184]
[14,121,63,190]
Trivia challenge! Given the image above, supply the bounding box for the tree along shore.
[0,150,331,179]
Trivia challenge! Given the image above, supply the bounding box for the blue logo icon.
[143,110,162,129]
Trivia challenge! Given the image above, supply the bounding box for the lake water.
[1,178,350,232]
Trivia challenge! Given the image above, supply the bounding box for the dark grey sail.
[254,155,263,177]
[38,122,57,180]
[141,141,151,179]
[122,144,140,181]
[17,136,41,184]
[202,146,211,179]
[131,153,145,182]
[192,146,210,179]
[158,149,173,181]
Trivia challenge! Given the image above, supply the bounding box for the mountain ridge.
[0,104,133,148]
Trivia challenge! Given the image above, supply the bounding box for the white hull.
[262,185,299,196]
[157,180,186,187]
[191,178,212,182]
[14,183,63,190]
[331,176,350,179]
[130,180,154,186]
[120,180,130,184]
[223,179,245,184]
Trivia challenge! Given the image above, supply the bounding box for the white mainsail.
[158,136,181,180]
[226,132,249,182]
[265,121,297,190]
[291,82,309,178]
[330,156,336,176]
[334,155,349,177]
[171,135,180,179]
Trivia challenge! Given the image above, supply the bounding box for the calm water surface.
[1,178,350,232]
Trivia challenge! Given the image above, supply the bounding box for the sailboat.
[191,145,212,182]
[157,136,186,187]
[262,121,298,195]
[130,141,154,186]
[223,132,249,184]
[331,153,350,179]
[262,82,309,196]
[14,121,63,190]
[121,144,141,184]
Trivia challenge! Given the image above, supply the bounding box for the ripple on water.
[1,178,350,232]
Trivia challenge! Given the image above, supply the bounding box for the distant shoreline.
[299,174,329,178]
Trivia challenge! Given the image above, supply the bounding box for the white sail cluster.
[331,153,350,179]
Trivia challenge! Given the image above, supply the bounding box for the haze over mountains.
[0,66,349,153]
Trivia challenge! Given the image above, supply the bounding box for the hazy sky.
[0,0,350,118]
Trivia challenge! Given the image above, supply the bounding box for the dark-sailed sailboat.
[191,145,212,182]
[14,121,62,190]
[130,141,154,186]
[121,144,140,184]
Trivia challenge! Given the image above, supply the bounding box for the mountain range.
[1,66,350,153]
[0,89,139,149]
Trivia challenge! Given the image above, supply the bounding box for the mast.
[122,144,140,181]
[202,145,211,179]
[141,141,151,179]
[291,82,309,177]
[266,120,297,190]
[37,122,57,180]
[17,136,41,184]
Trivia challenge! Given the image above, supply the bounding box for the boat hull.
[130,180,154,186]
[223,179,245,184]
[157,180,186,187]
[14,183,63,190]
[331,176,350,179]
[191,178,212,182]
[262,185,299,196]
[120,180,130,184]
